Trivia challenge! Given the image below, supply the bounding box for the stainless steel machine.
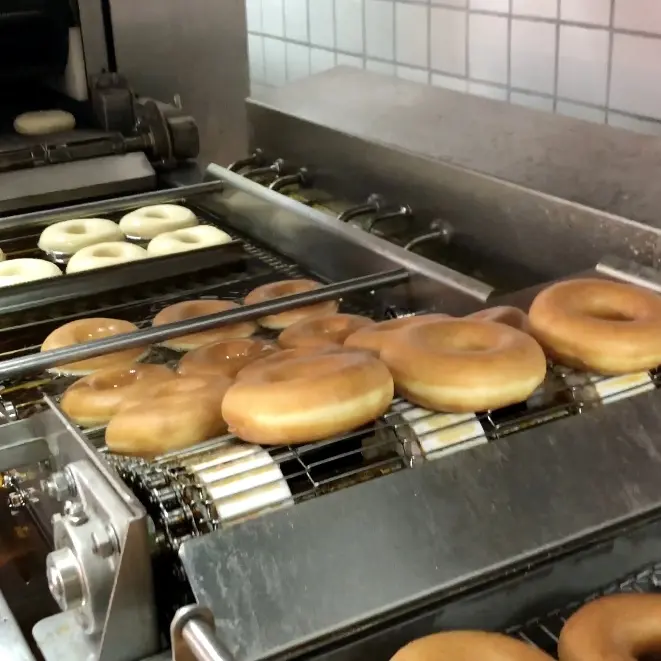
[5,57,661,661]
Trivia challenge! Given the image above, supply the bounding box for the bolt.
[63,500,88,526]
[42,471,75,502]
[90,526,117,559]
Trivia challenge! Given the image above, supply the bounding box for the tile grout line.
[552,0,560,112]
[604,0,616,124]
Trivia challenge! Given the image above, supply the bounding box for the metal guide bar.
[0,269,408,379]
[0,242,246,316]
[0,180,224,231]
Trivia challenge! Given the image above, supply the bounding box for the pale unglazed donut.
[0,259,62,287]
[119,204,198,240]
[14,110,76,135]
[66,242,148,273]
[38,218,123,257]
[146,225,232,257]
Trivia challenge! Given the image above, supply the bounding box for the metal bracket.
[171,605,235,661]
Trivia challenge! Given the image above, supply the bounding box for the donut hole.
[415,320,507,354]
[64,223,87,235]
[144,210,168,219]
[93,246,122,258]
[175,232,200,244]
[586,308,636,322]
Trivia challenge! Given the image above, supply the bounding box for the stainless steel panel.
[109,0,249,165]
[0,590,36,661]
[247,99,661,289]
[0,154,156,213]
[251,68,661,226]
[180,389,661,661]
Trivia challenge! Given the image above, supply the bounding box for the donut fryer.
[5,68,661,661]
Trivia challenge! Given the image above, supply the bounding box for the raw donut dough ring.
[119,204,198,240]
[152,299,257,351]
[147,226,233,257]
[379,318,547,412]
[106,375,233,458]
[529,278,661,374]
[244,279,339,329]
[65,242,148,273]
[38,218,124,257]
[391,631,553,661]
[222,349,394,444]
[558,593,661,661]
[0,259,61,287]
[14,110,76,136]
[278,313,375,349]
[60,364,176,427]
[41,318,148,376]
[177,338,279,379]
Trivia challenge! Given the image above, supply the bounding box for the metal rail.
[0,180,224,231]
[0,270,408,379]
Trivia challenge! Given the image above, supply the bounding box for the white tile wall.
[248,0,661,135]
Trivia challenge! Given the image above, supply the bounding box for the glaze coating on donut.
[153,300,257,351]
[529,278,661,374]
[38,219,123,256]
[65,241,148,273]
[61,364,176,426]
[244,279,339,329]
[223,349,394,444]
[0,259,61,286]
[558,593,661,661]
[177,338,279,378]
[391,631,553,661]
[468,306,531,334]
[344,313,451,356]
[41,318,147,376]
[278,313,375,349]
[380,318,547,412]
[106,375,232,457]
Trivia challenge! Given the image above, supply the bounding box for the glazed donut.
[529,278,661,374]
[244,279,339,329]
[391,631,553,661]
[222,349,394,444]
[153,299,257,351]
[344,314,451,356]
[147,226,233,257]
[41,318,148,376]
[65,242,148,273]
[60,364,175,427]
[468,306,531,334]
[119,204,198,240]
[0,259,61,287]
[379,318,547,412]
[279,313,375,349]
[177,338,278,379]
[558,593,661,661]
[14,110,76,135]
[106,375,232,458]
[38,218,123,257]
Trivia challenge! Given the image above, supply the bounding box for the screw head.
[63,500,88,526]
[43,471,74,502]
[90,527,116,559]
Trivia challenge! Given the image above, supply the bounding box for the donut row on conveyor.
[391,591,659,661]
[32,275,661,460]
[0,204,232,286]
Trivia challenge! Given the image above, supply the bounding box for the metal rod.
[228,148,264,173]
[0,270,408,379]
[338,194,382,222]
[0,180,225,231]
[405,231,445,251]
[364,205,413,232]
[206,163,492,301]
[269,168,310,192]
[243,158,284,181]
[181,619,235,661]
